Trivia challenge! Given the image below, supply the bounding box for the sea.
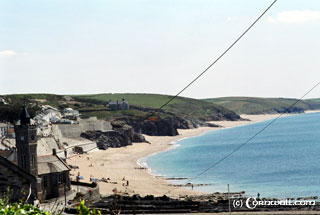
[143,112,320,198]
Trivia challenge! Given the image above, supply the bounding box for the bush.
[0,198,49,215]
[77,200,101,215]
[0,198,102,215]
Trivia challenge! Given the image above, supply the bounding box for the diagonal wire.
[153,0,278,114]
[164,81,320,195]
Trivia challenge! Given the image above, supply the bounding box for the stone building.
[0,106,71,202]
[37,151,70,200]
[109,99,129,110]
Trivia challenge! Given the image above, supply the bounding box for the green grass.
[81,109,150,120]
[204,97,320,114]
[72,93,239,120]
[71,93,184,109]
[4,93,64,100]
[2,93,68,108]
[0,93,240,121]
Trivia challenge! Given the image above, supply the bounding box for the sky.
[0,0,320,99]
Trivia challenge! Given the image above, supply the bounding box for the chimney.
[52,148,57,156]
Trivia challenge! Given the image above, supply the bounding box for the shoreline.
[67,112,318,198]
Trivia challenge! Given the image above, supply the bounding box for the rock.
[81,124,146,150]
[111,116,189,136]
[144,195,154,200]
[113,124,146,143]
[160,195,170,201]
[81,130,132,149]
[132,194,141,200]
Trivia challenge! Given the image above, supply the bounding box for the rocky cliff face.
[110,111,226,136]
[251,107,305,115]
[111,116,189,136]
[80,124,146,149]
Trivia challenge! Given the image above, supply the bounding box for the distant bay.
[146,112,320,198]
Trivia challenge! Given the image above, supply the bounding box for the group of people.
[122,176,129,186]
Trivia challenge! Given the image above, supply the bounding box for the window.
[43,176,48,187]
[20,155,27,170]
[63,172,67,183]
[31,155,36,168]
[58,174,63,184]
[52,175,57,185]
[19,155,23,169]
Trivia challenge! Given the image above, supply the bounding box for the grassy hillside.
[204,97,320,114]
[72,93,239,121]
[0,93,240,122]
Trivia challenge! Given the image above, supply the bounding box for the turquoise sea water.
[145,112,320,198]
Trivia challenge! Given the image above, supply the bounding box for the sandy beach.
[67,113,297,197]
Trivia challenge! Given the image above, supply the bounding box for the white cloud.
[0,50,28,57]
[267,10,320,24]
[0,50,17,57]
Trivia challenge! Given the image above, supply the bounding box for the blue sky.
[1,0,320,99]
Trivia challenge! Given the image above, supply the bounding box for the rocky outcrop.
[64,194,320,214]
[111,116,189,136]
[111,115,222,137]
[250,107,305,115]
[81,130,130,149]
[80,125,146,149]
[112,123,146,143]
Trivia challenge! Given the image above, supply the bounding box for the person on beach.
[257,192,260,199]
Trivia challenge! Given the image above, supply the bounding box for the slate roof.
[0,150,13,158]
[109,101,128,105]
[37,155,70,175]
[20,106,31,125]
[0,155,36,182]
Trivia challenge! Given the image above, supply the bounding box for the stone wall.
[55,118,112,140]
[79,117,112,132]
[71,181,100,202]
[56,124,82,140]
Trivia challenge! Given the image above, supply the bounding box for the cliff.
[110,115,221,137]
[80,125,146,149]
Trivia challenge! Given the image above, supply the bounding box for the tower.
[15,106,38,176]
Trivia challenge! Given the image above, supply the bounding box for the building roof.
[0,155,36,182]
[37,155,70,175]
[0,150,13,158]
[20,106,31,125]
[109,101,128,105]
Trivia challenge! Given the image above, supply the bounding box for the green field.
[3,94,320,120]
[204,97,320,114]
[72,93,239,120]
[0,93,239,121]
